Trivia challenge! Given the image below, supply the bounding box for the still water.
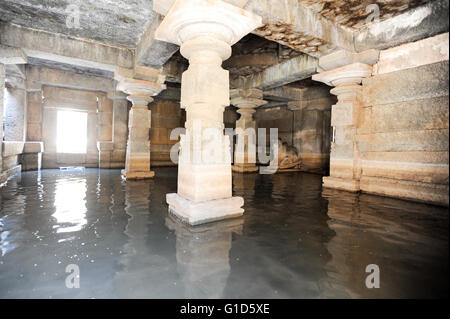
[0,168,448,298]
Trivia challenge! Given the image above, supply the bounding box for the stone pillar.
[0,63,5,173]
[231,89,267,173]
[1,45,27,179]
[108,90,129,169]
[117,78,166,180]
[21,142,44,171]
[312,50,378,192]
[155,0,262,225]
[97,95,114,168]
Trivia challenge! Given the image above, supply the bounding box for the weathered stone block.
[360,176,449,207]
[178,163,232,203]
[23,142,44,153]
[363,61,449,106]
[21,153,42,171]
[2,141,24,157]
[375,33,449,75]
[358,129,449,153]
[359,96,449,135]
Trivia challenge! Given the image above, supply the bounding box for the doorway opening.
[56,110,88,154]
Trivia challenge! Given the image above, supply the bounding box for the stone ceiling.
[0,0,435,51]
[300,0,433,29]
[0,0,155,48]
[224,34,302,77]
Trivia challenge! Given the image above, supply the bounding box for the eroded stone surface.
[0,0,155,48]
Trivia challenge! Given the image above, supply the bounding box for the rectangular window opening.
[56,110,88,154]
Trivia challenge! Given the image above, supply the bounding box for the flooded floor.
[0,167,448,299]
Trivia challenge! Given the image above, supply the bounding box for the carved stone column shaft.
[155,0,262,225]
[313,51,377,192]
[117,77,166,180]
[231,88,267,173]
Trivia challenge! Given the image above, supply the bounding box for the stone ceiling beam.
[233,54,318,90]
[245,0,354,57]
[154,0,353,58]
[263,86,304,102]
[27,66,114,93]
[355,0,449,53]
[0,23,134,72]
[0,44,27,65]
[162,58,187,84]
[135,14,179,68]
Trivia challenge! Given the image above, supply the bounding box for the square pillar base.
[166,193,244,226]
[121,169,155,180]
[232,164,259,173]
[323,176,360,192]
[21,153,42,171]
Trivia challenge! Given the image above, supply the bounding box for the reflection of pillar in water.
[320,188,361,298]
[232,172,257,198]
[115,180,153,297]
[166,216,243,299]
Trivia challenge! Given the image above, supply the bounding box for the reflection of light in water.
[0,188,26,256]
[1,231,14,257]
[53,179,87,233]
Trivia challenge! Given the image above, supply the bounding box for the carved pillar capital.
[117,77,166,107]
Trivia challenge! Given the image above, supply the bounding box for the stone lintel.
[2,141,25,157]
[107,89,128,100]
[136,13,179,68]
[0,45,27,64]
[230,88,263,100]
[23,142,44,154]
[115,66,166,84]
[26,65,113,93]
[318,49,380,71]
[263,86,303,102]
[235,54,318,90]
[1,23,134,70]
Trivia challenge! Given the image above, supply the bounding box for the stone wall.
[255,106,294,146]
[255,86,335,174]
[358,33,449,206]
[149,99,184,167]
[1,66,27,182]
[110,97,129,169]
[3,86,26,141]
[289,85,335,174]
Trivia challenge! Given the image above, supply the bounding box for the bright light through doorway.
[56,110,88,154]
